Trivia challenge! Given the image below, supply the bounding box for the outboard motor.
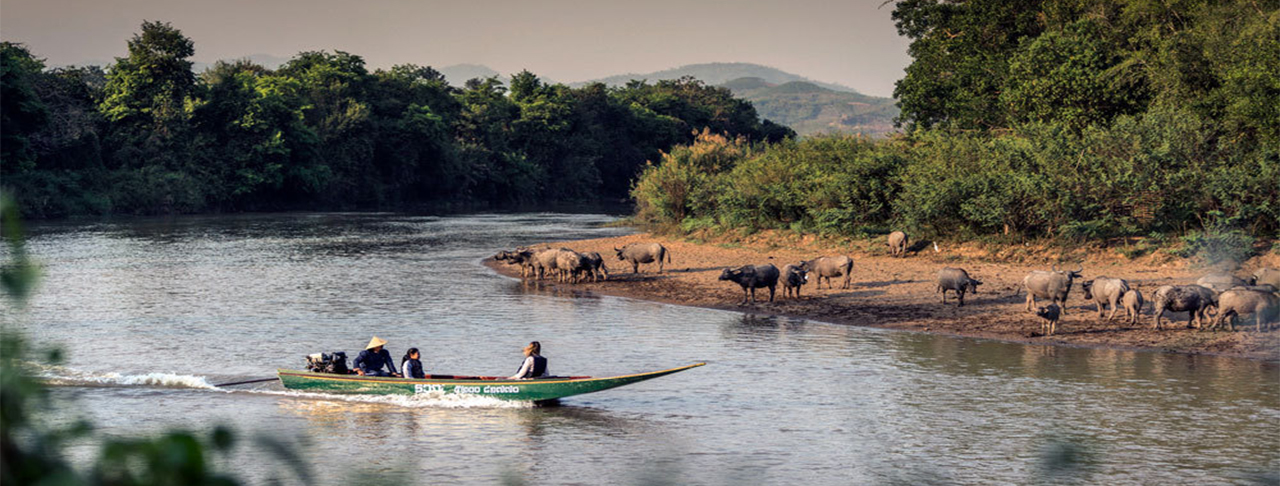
[305,351,351,374]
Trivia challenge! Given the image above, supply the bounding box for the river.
[4,212,1277,485]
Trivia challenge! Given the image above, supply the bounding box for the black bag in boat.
[305,351,350,374]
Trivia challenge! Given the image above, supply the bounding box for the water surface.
[5,212,1277,484]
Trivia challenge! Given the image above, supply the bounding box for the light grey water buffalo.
[719,264,780,305]
[781,264,809,298]
[800,256,854,290]
[1021,264,1083,314]
[554,250,584,283]
[1121,289,1145,326]
[1152,285,1217,330]
[530,248,570,281]
[887,231,909,258]
[615,243,671,274]
[1196,272,1248,293]
[936,267,982,306]
[1231,284,1279,294]
[1212,288,1280,332]
[1082,276,1130,322]
[1251,268,1280,288]
[1035,304,1062,336]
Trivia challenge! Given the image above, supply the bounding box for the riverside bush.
[632,109,1279,243]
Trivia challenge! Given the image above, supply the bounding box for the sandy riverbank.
[485,232,1280,361]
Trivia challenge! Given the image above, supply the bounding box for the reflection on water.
[13,212,1280,485]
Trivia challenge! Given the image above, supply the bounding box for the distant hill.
[439,64,503,86]
[192,54,289,72]
[720,77,898,137]
[176,58,898,136]
[581,62,861,94]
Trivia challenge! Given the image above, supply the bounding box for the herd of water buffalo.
[494,235,1280,336]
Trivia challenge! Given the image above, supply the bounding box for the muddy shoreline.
[485,232,1280,361]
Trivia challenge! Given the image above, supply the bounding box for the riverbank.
[487,232,1280,361]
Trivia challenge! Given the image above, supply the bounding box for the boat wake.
[32,364,529,409]
[249,389,532,409]
[33,364,220,390]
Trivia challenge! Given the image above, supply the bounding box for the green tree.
[100,21,196,136]
[0,43,49,176]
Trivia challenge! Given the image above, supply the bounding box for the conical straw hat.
[366,336,388,350]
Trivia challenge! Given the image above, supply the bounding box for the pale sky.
[0,0,912,97]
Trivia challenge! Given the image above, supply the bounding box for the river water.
[4,212,1277,485]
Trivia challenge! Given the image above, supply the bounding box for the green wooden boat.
[277,362,705,403]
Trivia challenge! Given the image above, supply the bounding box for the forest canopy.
[0,21,793,218]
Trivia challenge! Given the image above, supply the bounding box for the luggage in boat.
[305,352,350,374]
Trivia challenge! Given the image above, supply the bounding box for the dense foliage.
[634,0,1279,244]
[0,22,792,218]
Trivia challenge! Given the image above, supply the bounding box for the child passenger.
[401,347,425,379]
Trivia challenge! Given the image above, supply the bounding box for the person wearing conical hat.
[353,336,400,377]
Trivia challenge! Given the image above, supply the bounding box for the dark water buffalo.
[577,251,608,282]
[1196,272,1248,293]
[495,248,537,278]
[1152,285,1217,330]
[1082,276,1130,322]
[719,264,779,305]
[1251,268,1280,288]
[887,231,909,258]
[781,264,808,298]
[1022,264,1083,314]
[1212,288,1280,332]
[800,256,854,290]
[1121,289,1145,326]
[936,267,981,306]
[615,243,670,274]
[1035,304,1062,336]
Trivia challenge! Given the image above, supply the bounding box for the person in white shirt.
[508,341,547,380]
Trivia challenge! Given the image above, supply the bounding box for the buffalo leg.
[941,289,948,304]
[958,290,966,307]
[1026,294,1036,312]
[768,285,776,302]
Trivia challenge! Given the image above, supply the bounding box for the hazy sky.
[0,0,912,97]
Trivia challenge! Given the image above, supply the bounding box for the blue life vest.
[518,356,548,378]
[402,359,425,379]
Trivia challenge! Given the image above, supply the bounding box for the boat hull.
[277,362,704,402]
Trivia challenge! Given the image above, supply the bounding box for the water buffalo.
[1152,285,1217,330]
[554,250,584,283]
[718,264,779,305]
[1035,304,1062,336]
[1082,277,1130,322]
[1022,264,1083,314]
[1212,288,1280,332]
[1251,268,1280,288]
[1121,289,1145,326]
[887,231,909,258]
[781,264,808,298]
[577,251,608,282]
[800,256,854,290]
[530,248,571,281]
[1196,272,1248,293]
[936,267,981,306]
[615,243,671,274]
[1230,284,1279,294]
[494,249,537,278]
